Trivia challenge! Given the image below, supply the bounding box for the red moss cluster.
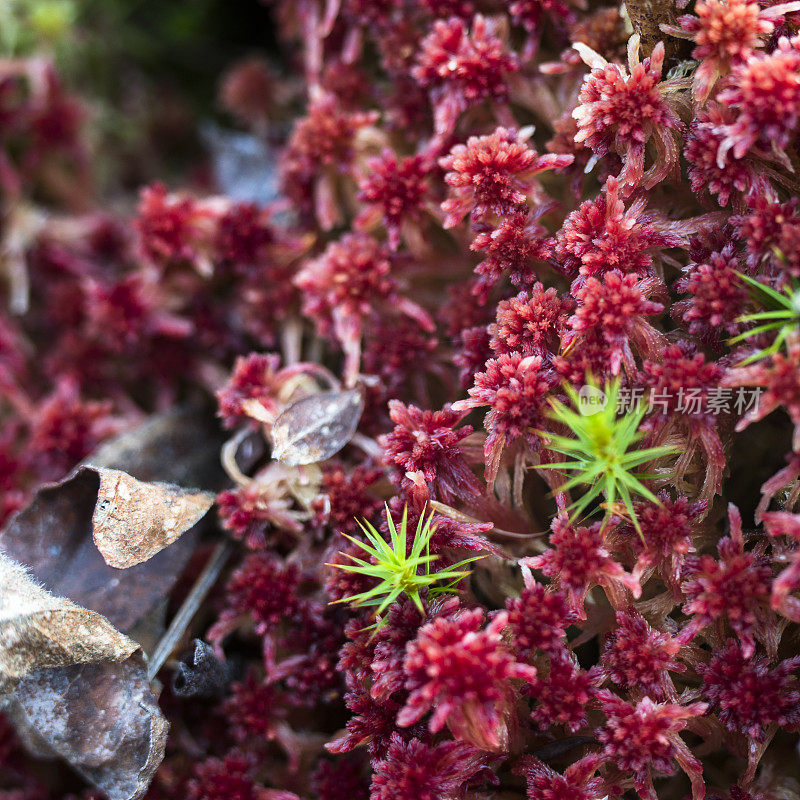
[6,2,800,800]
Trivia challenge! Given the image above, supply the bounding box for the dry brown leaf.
[0,553,137,693]
[271,388,364,466]
[0,406,224,639]
[0,553,168,800]
[3,656,168,800]
[0,408,223,800]
[91,468,214,569]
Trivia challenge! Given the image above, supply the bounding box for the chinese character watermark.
[579,385,765,416]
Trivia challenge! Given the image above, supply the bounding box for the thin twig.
[625,0,682,61]
[350,432,383,460]
[280,317,303,366]
[147,540,233,681]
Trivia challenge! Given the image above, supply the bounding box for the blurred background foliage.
[2,0,280,192]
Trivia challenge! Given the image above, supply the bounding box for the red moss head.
[717,36,800,162]
[685,106,757,207]
[328,686,409,765]
[523,516,640,615]
[551,332,615,387]
[216,353,283,428]
[700,641,800,739]
[28,377,121,481]
[223,672,282,744]
[361,314,439,404]
[672,0,789,101]
[506,573,576,660]
[187,751,277,800]
[380,401,477,502]
[623,492,704,590]
[313,462,383,535]
[674,243,748,342]
[454,351,557,483]
[82,273,191,354]
[439,127,572,227]
[570,271,663,337]
[295,235,432,377]
[555,177,682,279]
[296,234,396,332]
[683,0,772,63]
[601,610,683,698]
[413,15,520,135]
[136,183,207,270]
[732,191,800,275]
[573,37,683,189]
[567,270,664,373]
[370,734,497,800]
[527,656,596,732]
[281,94,378,227]
[398,607,537,750]
[220,553,300,635]
[596,691,707,800]
[633,492,702,557]
[471,209,554,291]
[640,341,724,421]
[514,754,604,800]
[214,202,274,269]
[356,150,430,250]
[281,93,376,175]
[681,505,771,657]
[488,286,571,358]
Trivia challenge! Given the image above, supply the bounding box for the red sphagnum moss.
[6,2,800,799]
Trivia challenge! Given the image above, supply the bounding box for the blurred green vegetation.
[4,0,279,191]
[70,0,277,110]
[0,0,78,56]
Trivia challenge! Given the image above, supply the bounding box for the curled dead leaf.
[0,406,224,637]
[3,655,168,800]
[0,407,222,799]
[0,553,137,692]
[91,468,214,569]
[270,388,363,466]
[0,553,168,800]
